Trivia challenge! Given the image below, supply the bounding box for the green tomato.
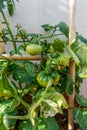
[51,53,69,69]
[37,70,60,87]
[26,43,42,55]
[52,38,65,52]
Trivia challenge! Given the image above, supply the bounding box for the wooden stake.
[0,54,41,60]
[0,21,5,53]
[68,0,76,130]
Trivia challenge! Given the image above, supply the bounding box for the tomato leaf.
[37,117,59,130]
[18,45,25,55]
[76,94,87,107]
[13,61,35,84]
[43,88,68,116]
[41,24,54,31]
[73,108,87,130]
[0,99,18,130]
[57,22,69,37]
[18,120,32,130]
[76,33,87,44]
[0,0,7,12]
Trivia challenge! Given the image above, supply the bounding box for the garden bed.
[55,109,82,130]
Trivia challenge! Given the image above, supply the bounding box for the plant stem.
[30,80,52,119]
[7,115,29,120]
[15,96,30,110]
[1,11,17,53]
[39,33,63,40]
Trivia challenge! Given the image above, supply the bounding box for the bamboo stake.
[68,0,76,130]
[0,21,5,53]
[0,54,41,60]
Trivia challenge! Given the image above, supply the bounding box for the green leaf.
[37,117,59,130]
[10,50,16,56]
[42,88,68,116]
[0,114,8,130]
[13,61,35,84]
[0,73,17,97]
[0,0,7,12]
[0,99,17,130]
[1,73,17,95]
[76,33,87,44]
[18,45,25,55]
[29,33,39,38]
[18,120,33,130]
[25,62,35,77]
[65,74,73,95]
[9,98,20,112]
[73,108,87,130]
[41,24,54,31]
[57,22,69,37]
[7,0,15,16]
[76,94,87,107]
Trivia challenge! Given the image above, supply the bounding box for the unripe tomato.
[26,44,42,55]
[37,70,60,87]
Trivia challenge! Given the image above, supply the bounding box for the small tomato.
[37,70,60,87]
[26,44,42,55]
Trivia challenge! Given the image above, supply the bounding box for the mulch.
[54,109,82,130]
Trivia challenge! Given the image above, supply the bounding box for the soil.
[54,109,82,130]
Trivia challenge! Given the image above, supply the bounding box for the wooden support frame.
[0,54,41,60]
[0,21,5,53]
[68,0,76,130]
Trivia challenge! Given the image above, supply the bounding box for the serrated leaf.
[73,108,87,130]
[25,62,35,77]
[41,24,54,31]
[29,33,38,38]
[18,45,25,55]
[12,60,35,84]
[41,88,68,117]
[18,120,32,130]
[57,22,69,37]
[0,99,17,130]
[7,0,15,16]
[76,33,87,44]
[0,0,7,12]
[37,117,59,130]
[76,94,87,107]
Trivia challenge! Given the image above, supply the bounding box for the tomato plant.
[1,1,87,130]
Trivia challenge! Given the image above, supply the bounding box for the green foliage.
[41,24,54,31]
[13,61,35,84]
[57,21,69,37]
[0,0,7,12]
[76,94,87,107]
[36,117,59,130]
[18,120,32,130]
[73,108,87,130]
[0,0,18,15]
[0,99,17,130]
[76,33,87,44]
[1,2,87,128]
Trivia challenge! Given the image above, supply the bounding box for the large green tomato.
[26,44,42,55]
[37,70,60,87]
